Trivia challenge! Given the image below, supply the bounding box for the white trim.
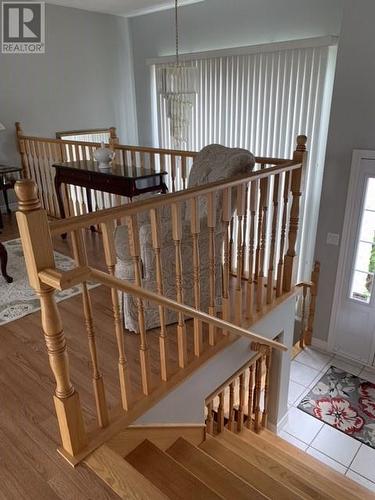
[146,36,338,65]
[268,410,289,434]
[125,0,204,18]
[327,149,375,353]
[311,337,330,354]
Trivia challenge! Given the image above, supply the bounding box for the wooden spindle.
[256,177,269,311]
[217,391,225,433]
[15,122,29,178]
[235,185,246,325]
[150,208,169,380]
[283,135,308,292]
[15,180,87,456]
[171,155,176,192]
[299,285,308,349]
[127,215,151,395]
[276,171,291,297]
[171,203,187,368]
[190,197,202,356]
[206,401,214,435]
[305,261,320,345]
[267,174,280,304]
[254,357,262,433]
[181,156,187,189]
[101,220,132,411]
[222,189,232,330]
[237,373,245,432]
[207,192,216,345]
[228,382,235,432]
[262,348,272,428]
[229,218,234,274]
[246,181,258,319]
[242,184,249,276]
[71,229,109,428]
[246,363,255,429]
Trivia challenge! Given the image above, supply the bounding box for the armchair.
[115,144,255,333]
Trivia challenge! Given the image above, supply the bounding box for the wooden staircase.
[85,426,375,499]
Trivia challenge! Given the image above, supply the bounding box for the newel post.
[283,135,308,292]
[15,122,28,179]
[15,179,87,457]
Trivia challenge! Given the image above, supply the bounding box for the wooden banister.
[37,266,288,353]
[49,161,302,236]
[15,179,87,457]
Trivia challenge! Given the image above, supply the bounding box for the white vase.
[94,141,115,169]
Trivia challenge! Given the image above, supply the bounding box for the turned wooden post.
[149,208,169,380]
[127,214,151,395]
[262,348,272,428]
[15,179,87,457]
[305,261,320,345]
[222,188,232,332]
[228,382,235,432]
[171,202,187,368]
[101,220,132,410]
[217,391,225,433]
[206,401,214,435]
[15,122,29,179]
[207,192,217,345]
[283,135,308,292]
[235,185,246,325]
[191,197,203,355]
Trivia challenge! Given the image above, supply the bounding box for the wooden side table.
[0,242,12,283]
[0,165,22,229]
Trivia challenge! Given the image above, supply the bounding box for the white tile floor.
[279,347,375,492]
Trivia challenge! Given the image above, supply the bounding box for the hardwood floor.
[0,213,220,498]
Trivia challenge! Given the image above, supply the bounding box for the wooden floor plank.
[125,439,222,500]
[85,445,168,500]
[199,438,302,500]
[167,437,267,499]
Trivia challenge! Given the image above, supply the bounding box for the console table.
[52,160,168,221]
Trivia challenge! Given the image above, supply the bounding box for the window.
[350,178,375,303]
[152,39,337,279]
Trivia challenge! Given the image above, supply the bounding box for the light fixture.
[157,0,198,144]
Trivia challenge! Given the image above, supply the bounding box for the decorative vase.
[94,141,115,169]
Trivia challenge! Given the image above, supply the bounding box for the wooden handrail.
[49,160,301,236]
[205,351,264,404]
[37,266,288,353]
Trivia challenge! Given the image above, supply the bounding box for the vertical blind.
[153,43,334,279]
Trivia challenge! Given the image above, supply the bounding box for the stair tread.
[259,429,375,499]
[200,436,303,500]
[125,439,222,500]
[85,444,168,500]
[217,430,333,500]
[167,437,267,500]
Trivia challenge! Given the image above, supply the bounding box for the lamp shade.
[0,122,5,131]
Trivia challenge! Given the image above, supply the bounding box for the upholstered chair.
[115,144,255,333]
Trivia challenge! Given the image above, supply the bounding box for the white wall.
[130,0,343,146]
[135,296,296,430]
[314,0,375,343]
[0,4,137,166]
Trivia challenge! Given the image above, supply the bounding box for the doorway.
[329,150,375,366]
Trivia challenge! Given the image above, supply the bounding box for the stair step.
[200,437,302,500]
[259,429,375,500]
[217,429,330,499]
[166,437,267,500]
[85,444,168,500]
[125,439,222,500]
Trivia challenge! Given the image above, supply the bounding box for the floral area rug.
[298,366,375,449]
[0,239,98,326]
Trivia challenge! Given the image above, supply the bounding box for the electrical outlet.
[326,232,340,246]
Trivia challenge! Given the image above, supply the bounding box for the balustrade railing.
[205,343,272,435]
[14,133,307,464]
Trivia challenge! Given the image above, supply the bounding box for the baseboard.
[268,410,289,434]
[311,337,330,353]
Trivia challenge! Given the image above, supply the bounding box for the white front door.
[330,150,375,366]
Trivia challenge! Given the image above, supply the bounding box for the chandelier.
[157,0,198,144]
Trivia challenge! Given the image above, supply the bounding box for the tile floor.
[280,347,375,492]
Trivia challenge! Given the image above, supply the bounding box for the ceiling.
[45,0,204,17]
